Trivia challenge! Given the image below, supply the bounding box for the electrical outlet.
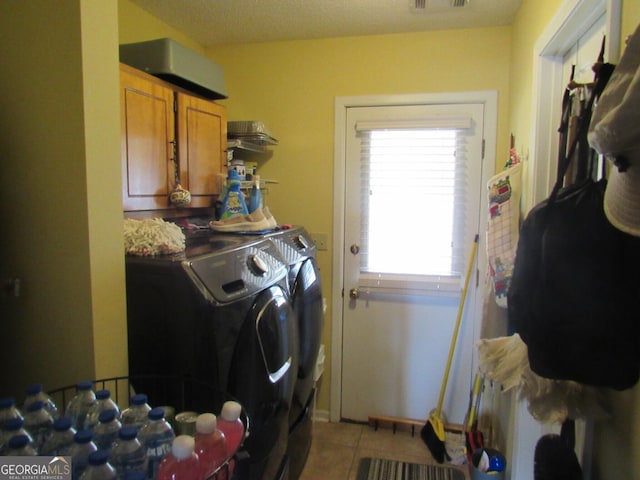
[310,232,329,251]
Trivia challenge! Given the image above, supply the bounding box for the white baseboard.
[313,409,330,423]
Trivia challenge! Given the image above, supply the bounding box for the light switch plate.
[310,232,328,251]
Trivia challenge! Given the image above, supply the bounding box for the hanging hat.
[588,23,640,237]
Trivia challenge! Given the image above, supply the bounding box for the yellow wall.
[212,29,512,412]
[0,0,125,395]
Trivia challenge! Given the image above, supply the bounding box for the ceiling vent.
[411,0,469,11]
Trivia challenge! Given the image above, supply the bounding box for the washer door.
[228,284,297,480]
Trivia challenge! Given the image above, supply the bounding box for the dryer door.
[228,284,297,480]
[290,257,324,416]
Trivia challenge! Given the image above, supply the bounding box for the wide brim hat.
[588,23,640,236]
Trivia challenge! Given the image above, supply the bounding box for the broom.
[421,234,479,463]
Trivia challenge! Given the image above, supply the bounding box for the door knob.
[350,244,360,255]
[349,287,360,299]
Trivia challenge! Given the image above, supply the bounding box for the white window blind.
[355,117,472,295]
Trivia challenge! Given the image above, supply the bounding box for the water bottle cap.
[26,400,44,412]
[95,389,111,400]
[4,417,24,431]
[130,394,148,406]
[25,384,44,395]
[119,426,138,440]
[77,381,93,391]
[53,417,73,431]
[88,450,111,466]
[195,413,217,434]
[8,434,30,449]
[74,429,94,444]
[148,407,165,421]
[172,435,195,459]
[221,401,242,421]
[98,409,118,423]
[0,397,16,409]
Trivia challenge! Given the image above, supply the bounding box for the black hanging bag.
[508,47,640,390]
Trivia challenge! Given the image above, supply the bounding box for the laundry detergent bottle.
[220,169,248,219]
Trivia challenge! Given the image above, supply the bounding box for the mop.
[421,234,479,463]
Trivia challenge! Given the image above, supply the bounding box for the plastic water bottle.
[92,409,122,451]
[121,394,151,429]
[217,401,244,457]
[0,418,34,454]
[109,426,148,480]
[69,430,98,480]
[158,435,200,480]
[80,450,118,480]
[5,434,38,456]
[23,383,59,419]
[86,390,121,429]
[66,381,97,430]
[0,397,23,422]
[23,400,55,451]
[40,416,77,455]
[194,414,227,480]
[138,407,175,480]
[248,175,263,213]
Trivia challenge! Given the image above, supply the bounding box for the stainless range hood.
[119,38,228,100]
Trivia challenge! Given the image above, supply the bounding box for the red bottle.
[217,402,244,458]
[194,413,227,480]
[158,435,200,480]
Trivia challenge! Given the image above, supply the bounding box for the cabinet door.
[121,67,175,211]
[177,93,227,208]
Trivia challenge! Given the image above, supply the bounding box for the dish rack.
[48,375,249,480]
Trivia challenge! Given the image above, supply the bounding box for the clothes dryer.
[125,234,298,480]
[267,226,324,479]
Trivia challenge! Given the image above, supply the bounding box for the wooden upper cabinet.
[177,92,227,208]
[120,63,227,211]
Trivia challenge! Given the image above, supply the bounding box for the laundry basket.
[48,375,249,480]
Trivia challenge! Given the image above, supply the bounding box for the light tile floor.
[300,421,470,480]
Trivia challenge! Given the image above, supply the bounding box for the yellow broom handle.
[436,234,479,415]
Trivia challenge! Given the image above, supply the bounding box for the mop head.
[477,334,610,423]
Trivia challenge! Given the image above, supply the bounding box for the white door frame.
[331,91,498,422]
[508,1,620,479]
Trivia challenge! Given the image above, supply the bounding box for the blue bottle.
[138,407,176,480]
[40,416,77,456]
[0,418,34,454]
[109,426,148,480]
[69,430,98,480]
[5,434,38,456]
[23,383,59,419]
[0,397,23,422]
[93,409,122,451]
[86,390,121,430]
[248,175,263,213]
[121,394,151,430]
[23,400,54,451]
[220,169,248,219]
[80,450,117,480]
[66,381,97,430]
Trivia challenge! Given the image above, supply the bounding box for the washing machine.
[125,232,298,480]
[267,226,324,479]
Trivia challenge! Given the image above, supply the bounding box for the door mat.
[357,457,466,480]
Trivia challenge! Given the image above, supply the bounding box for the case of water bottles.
[0,375,249,480]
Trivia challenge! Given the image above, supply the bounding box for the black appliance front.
[268,228,324,479]
[125,239,297,480]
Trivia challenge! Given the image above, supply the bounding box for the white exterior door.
[334,95,494,424]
